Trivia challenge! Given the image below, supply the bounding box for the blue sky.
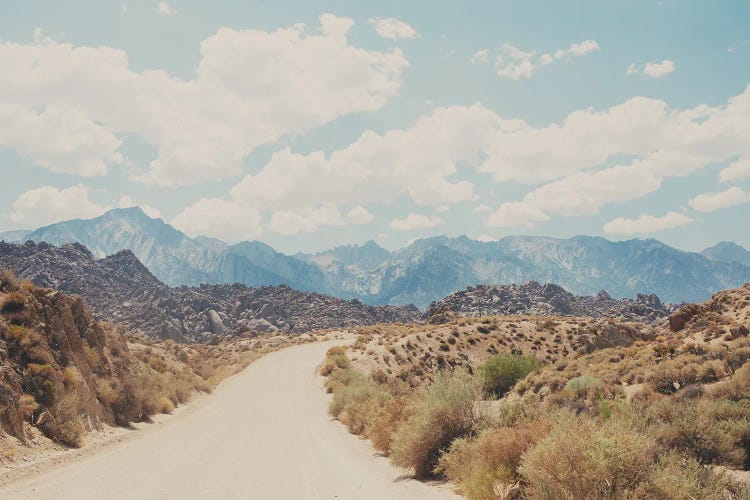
[1,0,749,253]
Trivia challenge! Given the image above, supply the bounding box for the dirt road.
[0,339,458,499]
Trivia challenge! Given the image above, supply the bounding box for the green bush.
[478,354,541,397]
[390,369,482,478]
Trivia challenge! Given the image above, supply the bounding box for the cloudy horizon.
[2,1,749,253]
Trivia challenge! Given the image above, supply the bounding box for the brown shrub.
[437,419,551,499]
[390,370,482,477]
[519,414,653,499]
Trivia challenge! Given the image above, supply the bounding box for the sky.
[1,0,749,253]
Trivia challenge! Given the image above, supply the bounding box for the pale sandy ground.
[0,339,458,500]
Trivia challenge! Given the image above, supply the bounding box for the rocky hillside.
[0,274,211,446]
[0,241,420,341]
[668,282,750,339]
[424,282,674,323]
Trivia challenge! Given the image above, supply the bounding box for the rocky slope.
[0,242,420,341]
[423,282,674,323]
[5,208,750,308]
[0,275,210,445]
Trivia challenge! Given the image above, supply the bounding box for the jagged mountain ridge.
[3,207,750,308]
[0,241,420,340]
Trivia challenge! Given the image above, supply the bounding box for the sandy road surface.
[0,339,458,499]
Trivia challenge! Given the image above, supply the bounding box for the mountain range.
[2,207,750,308]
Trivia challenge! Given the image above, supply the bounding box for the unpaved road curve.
[0,340,458,499]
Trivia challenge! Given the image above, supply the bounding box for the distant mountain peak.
[702,241,750,267]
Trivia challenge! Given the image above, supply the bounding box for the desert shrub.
[329,372,387,435]
[478,354,541,397]
[641,452,740,499]
[651,397,750,468]
[18,394,39,420]
[519,414,653,499]
[42,391,85,447]
[390,369,482,477]
[437,419,551,499]
[320,347,350,376]
[0,291,26,314]
[0,270,20,292]
[564,375,601,393]
[369,396,409,454]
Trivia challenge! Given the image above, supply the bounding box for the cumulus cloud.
[173,84,750,237]
[603,211,693,234]
[369,17,417,40]
[269,204,345,235]
[171,198,262,242]
[0,102,123,177]
[486,201,549,228]
[719,158,750,182]
[0,19,408,185]
[689,187,750,212]
[7,185,108,227]
[627,60,676,78]
[389,213,444,231]
[155,2,176,16]
[470,49,488,64]
[494,39,599,80]
[347,205,375,224]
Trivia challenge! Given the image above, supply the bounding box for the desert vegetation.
[321,284,750,498]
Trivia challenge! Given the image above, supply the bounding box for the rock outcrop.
[424,282,675,323]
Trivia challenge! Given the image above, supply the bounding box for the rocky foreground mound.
[0,242,420,341]
[424,281,674,323]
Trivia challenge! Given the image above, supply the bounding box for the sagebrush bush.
[368,396,409,454]
[390,369,482,477]
[42,391,85,447]
[478,354,540,397]
[518,413,653,499]
[437,418,550,499]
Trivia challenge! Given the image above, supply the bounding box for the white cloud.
[7,185,108,227]
[0,18,407,185]
[473,204,492,213]
[627,60,676,78]
[228,105,493,211]
[172,84,750,237]
[389,213,444,231]
[369,17,417,40]
[719,158,750,182]
[486,202,549,228]
[155,2,176,16]
[0,102,123,177]
[689,187,750,212]
[269,204,345,235]
[171,198,262,242]
[495,40,599,80]
[347,205,375,224]
[470,49,488,64]
[603,211,693,234]
[477,234,496,242]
